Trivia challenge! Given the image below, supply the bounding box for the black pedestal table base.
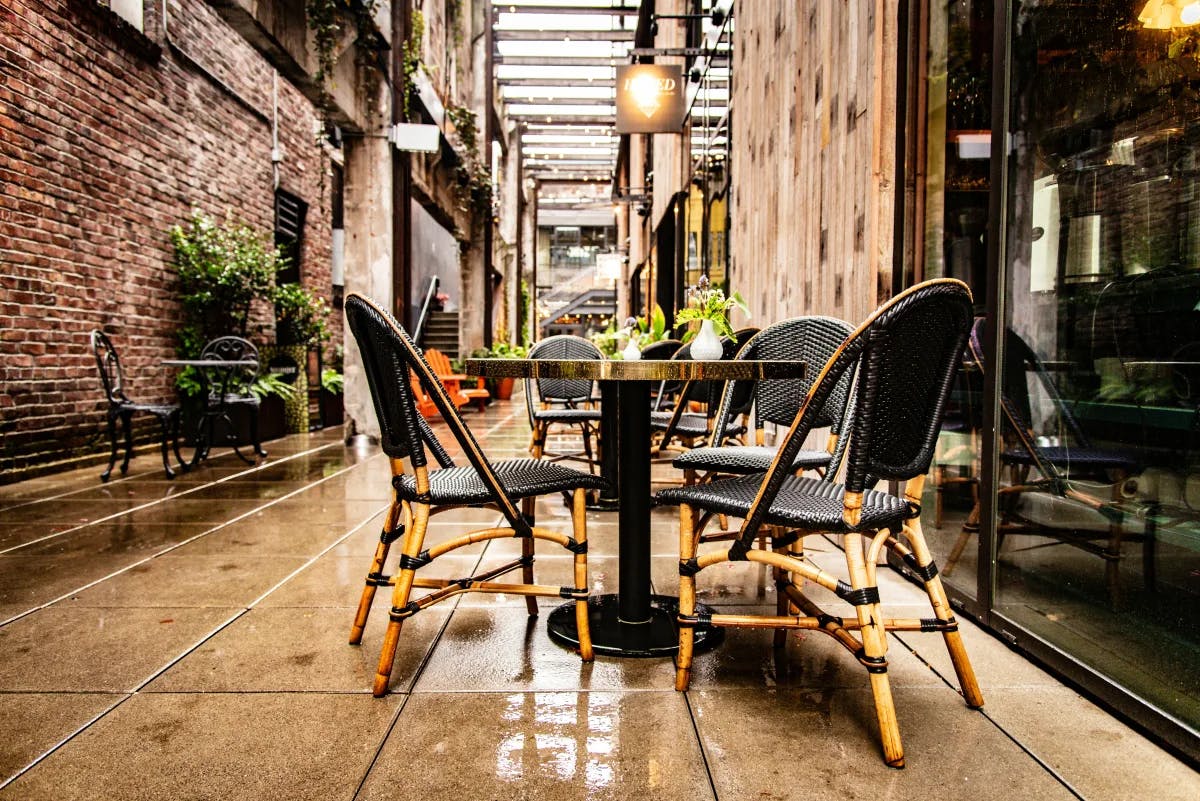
[546,595,724,657]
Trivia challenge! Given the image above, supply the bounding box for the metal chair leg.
[101,411,120,482]
[119,411,135,475]
[521,496,539,617]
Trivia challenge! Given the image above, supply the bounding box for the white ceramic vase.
[690,318,724,360]
[621,339,641,361]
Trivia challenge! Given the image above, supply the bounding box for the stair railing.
[413,275,440,347]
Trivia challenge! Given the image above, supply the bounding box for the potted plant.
[273,282,332,433]
[320,345,345,426]
[471,340,528,400]
[170,211,287,442]
[674,275,750,360]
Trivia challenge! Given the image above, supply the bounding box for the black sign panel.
[615,64,686,134]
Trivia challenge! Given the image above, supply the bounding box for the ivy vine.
[400,10,426,118]
[305,0,382,110]
[446,103,494,218]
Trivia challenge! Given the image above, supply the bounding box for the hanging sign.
[615,64,686,134]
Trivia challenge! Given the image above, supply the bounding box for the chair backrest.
[91,330,127,405]
[709,315,855,447]
[345,294,527,532]
[639,339,682,361]
[527,335,602,402]
[199,336,260,398]
[735,279,973,546]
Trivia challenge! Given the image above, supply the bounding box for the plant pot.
[492,376,515,401]
[320,390,344,426]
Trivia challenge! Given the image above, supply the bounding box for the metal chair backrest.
[709,315,855,447]
[345,293,527,532]
[198,336,260,400]
[91,330,127,405]
[735,279,973,546]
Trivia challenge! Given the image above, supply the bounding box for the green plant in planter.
[170,211,282,399]
[321,367,345,394]
[446,103,494,218]
[274,283,331,348]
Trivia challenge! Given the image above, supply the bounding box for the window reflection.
[998,0,1200,731]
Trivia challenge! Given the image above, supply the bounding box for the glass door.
[994,0,1200,751]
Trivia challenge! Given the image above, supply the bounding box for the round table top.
[465,358,805,381]
[161,359,259,368]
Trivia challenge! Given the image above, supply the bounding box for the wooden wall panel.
[731,0,897,329]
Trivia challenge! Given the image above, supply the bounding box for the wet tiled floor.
[0,399,1196,800]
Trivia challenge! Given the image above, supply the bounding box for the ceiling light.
[1139,0,1200,27]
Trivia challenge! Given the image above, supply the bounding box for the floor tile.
[66,554,309,608]
[358,691,713,801]
[690,687,1074,797]
[0,693,401,801]
[981,686,1200,801]
[146,606,450,693]
[0,693,123,783]
[0,606,236,692]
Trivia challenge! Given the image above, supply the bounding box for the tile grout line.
[0,449,381,629]
[682,691,723,801]
[0,440,345,556]
[0,465,391,792]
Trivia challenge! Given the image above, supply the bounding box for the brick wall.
[0,0,336,480]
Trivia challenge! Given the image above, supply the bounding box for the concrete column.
[342,74,394,440]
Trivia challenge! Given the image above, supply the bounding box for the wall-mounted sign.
[615,64,686,134]
[267,354,300,385]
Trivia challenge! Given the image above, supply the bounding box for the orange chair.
[424,348,490,411]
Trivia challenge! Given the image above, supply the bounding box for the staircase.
[423,310,460,355]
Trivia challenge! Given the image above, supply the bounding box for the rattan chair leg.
[675,503,698,691]
[898,485,984,709]
[350,494,405,644]
[845,531,904,767]
[581,425,596,474]
[374,501,430,696]
[521,496,539,617]
[572,488,594,661]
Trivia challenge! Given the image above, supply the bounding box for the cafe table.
[162,358,260,466]
[467,357,806,657]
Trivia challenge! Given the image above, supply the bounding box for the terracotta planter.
[492,376,515,401]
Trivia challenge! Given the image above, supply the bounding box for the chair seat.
[672,444,831,475]
[533,407,602,423]
[650,411,746,439]
[1002,446,1139,475]
[395,458,608,504]
[656,473,910,532]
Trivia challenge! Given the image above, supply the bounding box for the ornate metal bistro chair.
[344,294,606,696]
[656,279,984,768]
[196,336,268,463]
[524,335,604,472]
[91,330,188,481]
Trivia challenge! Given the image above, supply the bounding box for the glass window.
[997,0,1200,732]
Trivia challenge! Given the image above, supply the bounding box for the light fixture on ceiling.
[1139,0,1200,27]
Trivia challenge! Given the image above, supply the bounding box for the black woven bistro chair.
[651,327,759,456]
[656,279,984,768]
[638,338,683,408]
[942,320,1150,603]
[524,335,604,472]
[91,330,188,481]
[345,294,606,695]
[196,336,268,463]
[671,315,856,481]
